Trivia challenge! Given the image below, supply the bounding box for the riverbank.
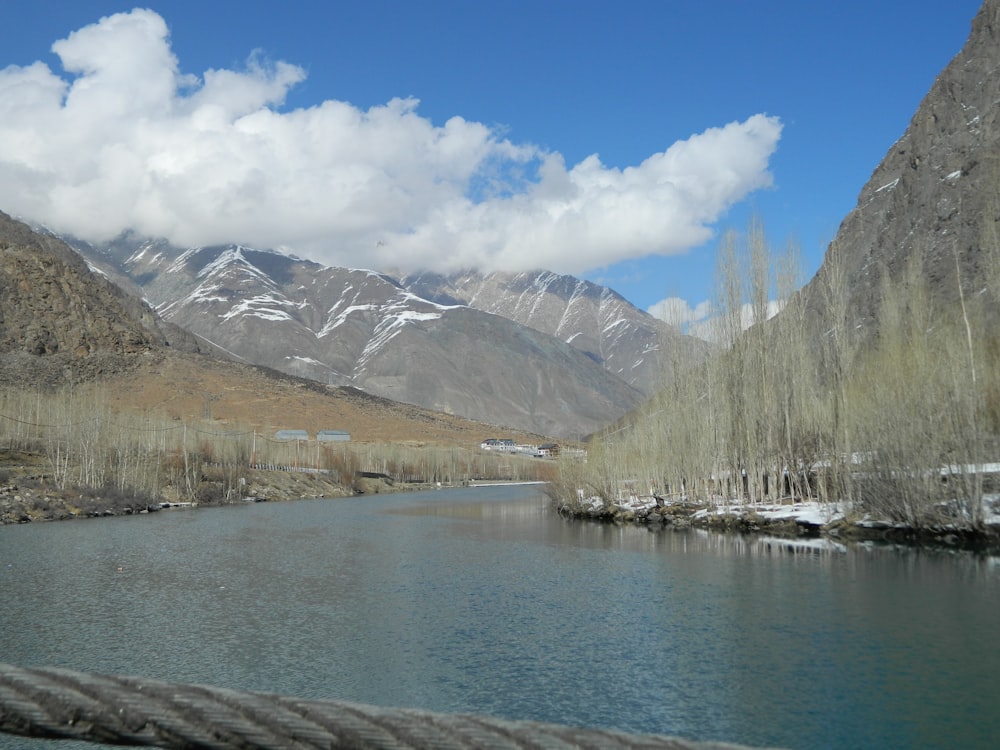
[554,494,1000,553]
[0,434,556,524]
[0,469,328,525]
[0,445,535,524]
[0,449,427,524]
[7,448,1000,556]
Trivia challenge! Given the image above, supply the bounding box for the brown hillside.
[94,350,547,446]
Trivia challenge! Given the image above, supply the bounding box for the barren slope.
[97,350,549,446]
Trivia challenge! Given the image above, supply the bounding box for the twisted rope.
[0,664,766,750]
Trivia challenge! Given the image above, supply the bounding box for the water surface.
[1,485,998,749]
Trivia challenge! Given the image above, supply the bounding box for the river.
[1,484,998,749]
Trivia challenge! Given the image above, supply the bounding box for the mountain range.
[65,235,708,438]
[0,209,553,447]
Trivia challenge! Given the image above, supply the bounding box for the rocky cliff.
[0,212,198,387]
[801,0,1000,330]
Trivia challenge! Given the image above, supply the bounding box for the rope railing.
[0,664,770,750]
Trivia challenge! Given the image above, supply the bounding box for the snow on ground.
[754,501,845,525]
[984,494,1000,526]
[689,500,845,526]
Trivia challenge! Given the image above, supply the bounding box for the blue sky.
[0,1,983,326]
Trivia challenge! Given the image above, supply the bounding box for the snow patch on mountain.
[221,294,295,322]
[354,308,443,372]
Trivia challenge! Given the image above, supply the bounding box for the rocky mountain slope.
[71,238,655,438]
[400,270,710,395]
[0,211,199,387]
[799,0,1000,333]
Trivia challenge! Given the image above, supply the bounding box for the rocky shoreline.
[555,498,1000,554]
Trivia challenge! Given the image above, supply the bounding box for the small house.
[481,438,517,452]
[318,430,351,442]
[275,429,310,441]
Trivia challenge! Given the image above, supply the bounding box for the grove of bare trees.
[552,220,999,532]
[0,386,556,510]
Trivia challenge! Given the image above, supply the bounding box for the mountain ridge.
[67,234,701,438]
[400,269,710,395]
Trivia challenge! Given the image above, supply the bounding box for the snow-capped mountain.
[72,237,656,438]
[401,270,710,395]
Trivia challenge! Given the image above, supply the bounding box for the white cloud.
[648,296,785,342]
[648,297,713,328]
[0,9,782,276]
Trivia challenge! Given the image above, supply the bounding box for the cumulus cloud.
[0,9,783,275]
